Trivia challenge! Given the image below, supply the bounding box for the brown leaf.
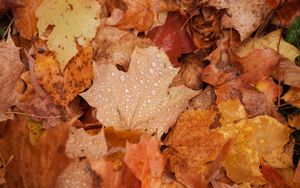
[90,160,141,188]
[0,0,22,14]
[279,59,300,88]
[188,86,215,110]
[261,162,289,188]
[0,116,71,187]
[277,0,300,26]
[124,135,165,188]
[164,109,225,177]
[34,46,93,106]
[282,87,300,108]
[12,0,42,39]
[0,40,24,122]
[116,0,159,32]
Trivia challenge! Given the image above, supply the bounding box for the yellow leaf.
[36,0,101,70]
[217,99,247,125]
[235,30,300,61]
[27,118,43,145]
[218,115,292,185]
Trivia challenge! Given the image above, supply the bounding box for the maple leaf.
[147,12,196,66]
[235,30,300,61]
[0,39,24,122]
[0,116,71,187]
[164,109,225,177]
[210,0,273,40]
[36,0,101,70]
[124,135,164,188]
[34,46,93,106]
[218,113,292,185]
[12,0,42,39]
[0,0,22,14]
[65,127,107,160]
[277,0,300,27]
[80,46,199,135]
[115,0,159,32]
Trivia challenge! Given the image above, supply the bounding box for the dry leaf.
[277,0,300,26]
[65,127,107,160]
[0,40,24,122]
[35,46,93,106]
[124,135,164,188]
[93,26,150,69]
[282,87,300,108]
[218,115,292,185]
[288,113,300,129]
[164,109,225,177]
[235,30,300,61]
[147,12,196,66]
[279,59,300,88]
[116,0,159,32]
[12,0,42,39]
[188,86,215,110]
[36,0,101,70]
[0,0,22,14]
[217,99,247,125]
[81,46,199,135]
[0,116,71,187]
[90,160,141,188]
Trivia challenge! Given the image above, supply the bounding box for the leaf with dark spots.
[147,12,196,66]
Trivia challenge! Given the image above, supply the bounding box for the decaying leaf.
[0,39,24,122]
[147,12,196,66]
[65,127,107,160]
[164,109,225,177]
[81,46,199,135]
[36,0,101,70]
[115,0,159,32]
[188,86,215,110]
[277,0,300,27]
[34,46,93,106]
[124,135,164,188]
[282,87,300,108]
[12,0,42,39]
[93,26,150,69]
[278,59,300,88]
[218,115,292,185]
[0,0,22,14]
[0,116,71,187]
[235,30,300,61]
[27,118,43,145]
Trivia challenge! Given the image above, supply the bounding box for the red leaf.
[147,12,196,67]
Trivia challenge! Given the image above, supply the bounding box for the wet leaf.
[36,0,101,70]
[218,115,292,185]
[81,46,199,135]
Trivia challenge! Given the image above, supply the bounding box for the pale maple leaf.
[80,46,199,135]
[36,0,101,70]
[0,39,24,121]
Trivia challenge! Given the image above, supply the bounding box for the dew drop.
[139,71,144,75]
[152,62,156,67]
[107,88,111,92]
[151,90,156,95]
[136,60,140,64]
[148,68,154,74]
[120,75,126,81]
[111,72,115,76]
[158,71,162,75]
[154,83,158,87]
[125,89,130,94]
[147,99,151,103]
[140,80,144,84]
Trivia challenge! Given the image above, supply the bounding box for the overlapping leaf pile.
[0,0,300,187]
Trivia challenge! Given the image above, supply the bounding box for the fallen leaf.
[81,46,199,135]
[65,127,107,160]
[147,12,196,66]
[0,0,22,14]
[104,127,141,149]
[217,99,247,125]
[277,0,300,27]
[27,118,43,145]
[164,109,225,177]
[279,58,300,88]
[93,26,150,70]
[261,161,289,188]
[56,160,94,188]
[0,39,24,122]
[188,85,215,110]
[218,115,292,185]
[235,30,300,61]
[0,116,71,187]
[0,155,13,186]
[212,0,273,40]
[90,159,141,188]
[36,0,101,70]
[116,0,159,32]
[12,0,42,39]
[288,113,300,129]
[124,135,164,188]
[34,46,93,106]
[282,87,300,108]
